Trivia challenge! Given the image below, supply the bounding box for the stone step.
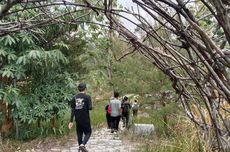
[31,126,138,152]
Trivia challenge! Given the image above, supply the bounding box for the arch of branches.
[0,0,230,151]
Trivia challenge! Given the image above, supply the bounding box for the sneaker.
[79,144,88,152]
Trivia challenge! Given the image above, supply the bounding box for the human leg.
[76,125,84,145]
[125,114,129,128]
[121,114,125,127]
[106,114,111,128]
[133,110,137,116]
[135,110,138,116]
[110,116,115,132]
[122,114,125,127]
[114,116,118,131]
[82,124,92,145]
[115,116,121,131]
[108,114,112,128]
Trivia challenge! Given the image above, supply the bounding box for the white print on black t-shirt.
[75,98,84,110]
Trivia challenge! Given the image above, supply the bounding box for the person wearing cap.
[68,83,92,152]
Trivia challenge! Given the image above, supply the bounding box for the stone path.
[30,127,138,152]
[68,128,137,152]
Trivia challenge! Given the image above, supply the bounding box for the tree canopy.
[0,0,230,151]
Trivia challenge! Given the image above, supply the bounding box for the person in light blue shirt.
[109,91,121,133]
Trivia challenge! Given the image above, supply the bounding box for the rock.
[138,112,149,118]
[134,124,154,135]
[51,148,61,151]
[224,119,230,128]
[61,149,70,152]
[142,104,154,110]
[153,103,161,110]
[70,147,79,152]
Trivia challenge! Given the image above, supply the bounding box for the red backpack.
[107,105,111,114]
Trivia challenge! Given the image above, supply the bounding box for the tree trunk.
[37,118,41,128]
[51,114,57,129]
[0,101,13,137]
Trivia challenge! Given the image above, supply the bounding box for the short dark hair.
[78,83,86,92]
[124,96,128,101]
[114,91,119,98]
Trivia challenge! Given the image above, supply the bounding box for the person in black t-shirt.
[68,83,92,152]
[121,96,131,128]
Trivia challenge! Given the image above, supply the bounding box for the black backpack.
[123,103,130,114]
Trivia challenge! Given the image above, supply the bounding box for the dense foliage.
[0,1,209,152]
[0,4,114,139]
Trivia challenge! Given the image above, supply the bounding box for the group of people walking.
[68,83,139,152]
[105,92,139,133]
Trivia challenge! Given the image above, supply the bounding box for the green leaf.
[27,50,42,59]
[2,69,14,78]
[14,65,26,79]
[0,49,8,57]
[7,53,17,61]
[17,56,27,65]
[22,35,34,45]
[54,41,70,50]
[4,35,16,46]
[0,89,6,98]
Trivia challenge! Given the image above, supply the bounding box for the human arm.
[119,101,122,114]
[70,108,75,122]
[68,122,73,129]
[88,96,92,110]
[105,104,108,111]
[69,97,75,129]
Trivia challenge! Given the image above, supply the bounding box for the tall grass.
[7,100,107,141]
[90,101,107,127]
[139,120,204,152]
[132,102,204,152]
[133,102,178,136]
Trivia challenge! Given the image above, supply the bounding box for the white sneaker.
[79,144,88,152]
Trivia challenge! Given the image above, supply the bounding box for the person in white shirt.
[109,91,122,133]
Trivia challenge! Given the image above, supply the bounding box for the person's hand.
[68,122,73,129]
